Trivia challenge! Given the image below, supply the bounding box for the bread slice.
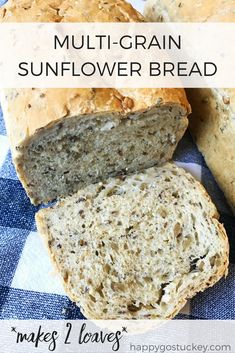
[36,163,229,319]
[0,0,191,205]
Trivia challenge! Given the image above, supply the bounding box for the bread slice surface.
[36,163,229,319]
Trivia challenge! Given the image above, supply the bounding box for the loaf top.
[0,0,144,22]
[0,0,190,149]
[145,0,235,22]
[1,88,190,150]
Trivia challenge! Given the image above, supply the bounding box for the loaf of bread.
[0,0,190,205]
[36,163,229,319]
[144,0,235,215]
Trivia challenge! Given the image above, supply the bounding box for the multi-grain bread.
[0,0,190,205]
[36,163,229,320]
[144,0,235,215]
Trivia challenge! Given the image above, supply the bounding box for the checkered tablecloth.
[0,0,235,320]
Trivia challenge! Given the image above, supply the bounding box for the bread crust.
[35,163,229,319]
[0,0,144,23]
[1,88,190,152]
[144,0,235,214]
[187,88,235,214]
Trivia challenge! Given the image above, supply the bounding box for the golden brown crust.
[0,0,190,151]
[0,0,144,23]
[2,88,190,150]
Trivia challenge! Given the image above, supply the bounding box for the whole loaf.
[144,0,235,215]
[0,0,190,205]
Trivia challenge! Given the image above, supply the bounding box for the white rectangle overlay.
[0,23,234,88]
[0,320,234,353]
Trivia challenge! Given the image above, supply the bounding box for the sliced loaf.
[0,0,190,205]
[36,163,229,319]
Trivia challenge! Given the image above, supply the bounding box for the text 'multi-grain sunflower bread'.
[36,163,229,320]
[144,0,235,215]
[0,0,190,206]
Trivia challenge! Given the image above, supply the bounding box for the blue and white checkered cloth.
[0,0,234,320]
[1,103,234,320]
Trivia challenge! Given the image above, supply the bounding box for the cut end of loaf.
[17,103,188,205]
[36,163,229,319]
